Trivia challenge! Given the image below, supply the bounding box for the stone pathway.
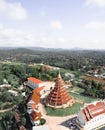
[38,102,76,130]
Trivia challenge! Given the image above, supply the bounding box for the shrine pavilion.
[76,100,105,130]
[45,72,75,109]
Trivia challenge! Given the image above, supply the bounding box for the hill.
[0,48,105,71]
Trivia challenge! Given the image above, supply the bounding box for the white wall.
[27,80,39,89]
[77,112,105,130]
[77,111,85,126]
[84,114,105,130]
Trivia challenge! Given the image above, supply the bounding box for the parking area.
[66,117,81,130]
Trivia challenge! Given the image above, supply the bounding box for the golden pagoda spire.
[57,70,62,79]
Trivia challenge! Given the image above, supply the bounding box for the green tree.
[21,117,26,126]
[40,118,46,125]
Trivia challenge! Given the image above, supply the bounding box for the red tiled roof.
[36,86,45,93]
[30,89,41,105]
[82,101,105,122]
[28,86,44,106]
[30,111,42,121]
[28,77,42,84]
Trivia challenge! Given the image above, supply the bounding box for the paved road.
[38,102,76,130]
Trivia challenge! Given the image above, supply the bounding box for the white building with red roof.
[26,86,45,126]
[27,77,43,89]
[76,100,105,130]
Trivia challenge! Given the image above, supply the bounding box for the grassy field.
[45,87,97,116]
[98,127,105,130]
[46,103,82,116]
[69,92,96,103]
[71,86,84,93]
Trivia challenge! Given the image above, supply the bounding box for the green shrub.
[40,118,46,125]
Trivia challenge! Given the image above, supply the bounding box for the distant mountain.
[0,46,103,51]
[0,47,18,50]
[0,46,64,51]
[70,47,84,50]
[25,47,65,51]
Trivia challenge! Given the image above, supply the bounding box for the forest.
[0,48,105,100]
[0,48,105,71]
[0,48,105,129]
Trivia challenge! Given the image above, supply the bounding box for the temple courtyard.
[38,101,77,130]
[26,74,104,130]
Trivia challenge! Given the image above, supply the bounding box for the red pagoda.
[45,72,75,109]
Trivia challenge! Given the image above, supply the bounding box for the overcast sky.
[0,0,105,49]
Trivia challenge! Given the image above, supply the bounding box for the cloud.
[57,37,65,43]
[0,0,27,20]
[85,21,105,30]
[1,23,105,49]
[85,0,105,7]
[40,10,46,17]
[0,23,36,47]
[41,37,65,43]
[0,0,6,12]
[49,20,63,30]
[39,36,66,48]
[8,3,27,20]
[0,23,66,48]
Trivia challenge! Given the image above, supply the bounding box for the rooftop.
[30,111,42,121]
[82,101,105,122]
[28,77,42,84]
[28,86,45,106]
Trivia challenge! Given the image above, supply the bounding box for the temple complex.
[76,101,105,130]
[27,77,44,89]
[27,86,44,109]
[45,72,75,109]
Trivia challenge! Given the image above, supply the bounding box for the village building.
[29,110,42,126]
[41,64,60,72]
[27,86,45,126]
[27,86,44,110]
[76,101,105,130]
[99,66,105,71]
[0,84,11,88]
[45,72,75,109]
[27,77,44,89]
[8,90,18,96]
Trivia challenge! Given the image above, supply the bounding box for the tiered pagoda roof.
[45,72,75,108]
